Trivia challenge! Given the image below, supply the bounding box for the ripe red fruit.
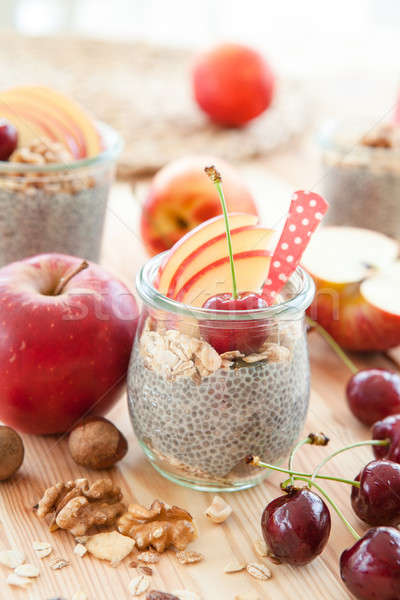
[340,527,400,600]
[346,368,400,426]
[372,414,400,463]
[0,119,18,161]
[261,487,331,566]
[200,292,268,354]
[351,459,400,526]
[192,43,275,127]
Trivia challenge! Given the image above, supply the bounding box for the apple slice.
[175,250,271,308]
[302,226,400,351]
[168,225,274,298]
[156,212,258,294]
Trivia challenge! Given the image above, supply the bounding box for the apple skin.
[141,155,258,256]
[192,43,275,127]
[307,277,400,351]
[0,254,138,435]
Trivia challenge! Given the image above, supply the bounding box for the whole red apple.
[0,254,138,434]
[141,155,258,255]
[192,43,275,127]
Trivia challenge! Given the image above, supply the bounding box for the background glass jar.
[128,253,315,492]
[319,118,400,240]
[0,122,122,266]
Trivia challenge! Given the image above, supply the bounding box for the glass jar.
[319,118,400,240]
[128,253,315,492]
[0,122,122,266]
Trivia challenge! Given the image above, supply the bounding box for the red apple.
[141,155,259,256]
[192,43,275,127]
[0,254,138,434]
[302,227,400,351]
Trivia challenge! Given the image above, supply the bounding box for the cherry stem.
[310,438,390,483]
[205,165,238,300]
[53,260,89,295]
[288,436,313,486]
[306,316,358,375]
[282,476,361,541]
[248,456,359,487]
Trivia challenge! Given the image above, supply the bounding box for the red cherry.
[0,120,18,161]
[200,292,268,354]
[261,487,331,566]
[351,459,400,526]
[372,414,400,463]
[346,369,400,426]
[340,527,400,600]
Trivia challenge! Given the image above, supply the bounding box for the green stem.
[283,476,361,541]
[249,456,359,487]
[306,316,358,375]
[205,166,238,300]
[311,438,390,483]
[288,436,312,486]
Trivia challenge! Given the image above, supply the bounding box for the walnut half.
[118,500,196,553]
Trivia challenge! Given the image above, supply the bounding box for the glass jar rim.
[0,120,123,174]
[318,117,400,158]
[136,252,315,321]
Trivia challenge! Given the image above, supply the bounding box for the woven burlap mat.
[1,33,313,177]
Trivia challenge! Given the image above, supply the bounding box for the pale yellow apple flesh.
[302,226,398,284]
[156,213,258,295]
[168,225,274,298]
[175,250,271,308]
[361,261,400,316]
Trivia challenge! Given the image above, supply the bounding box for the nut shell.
[0,426,24,480]
[68,417,128,470]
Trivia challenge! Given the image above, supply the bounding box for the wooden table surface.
[0,160,396,600]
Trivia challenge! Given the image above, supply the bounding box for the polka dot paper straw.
[262,190,328,302]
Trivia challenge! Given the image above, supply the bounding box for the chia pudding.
[320,120,400,240]
[128,257,314,491]
[0,124,121,266]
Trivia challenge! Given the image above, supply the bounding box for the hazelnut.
[0,426,24,481]
[68,417,128,470]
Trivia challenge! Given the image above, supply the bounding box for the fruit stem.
[283,476,361,541]
[306,316,358,375]
[288,436,313,486]
[247,456,359,486]
[53,260,89,295]
[310,438,390,484]
[205,166,238,299]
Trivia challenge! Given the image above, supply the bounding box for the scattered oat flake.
[139,565,153,576]
[74,543,87,558]
[234,593,260,600]
[176,550,204,565]
[6,573,31,588]
[224,560,246,573]
[33,541,52,558]
[129,574,151,595]
[253,538,268,557]
[205,495,232,523]
[246,562,272,581]
[137,550,160,564]
[172,592,201,600]
[14,563,40,578]
[220,350,244,359]
[50,557,70,570]
[0,549,25,569]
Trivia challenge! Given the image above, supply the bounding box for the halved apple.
[156,212,259,294]
[0,86,102,158]
[175,250,271,308]
[168,225,274,298]
[302,226,400,351]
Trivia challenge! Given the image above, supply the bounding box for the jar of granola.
[127,253,315,492]
[0,122,122,266]
[319,119,400,239]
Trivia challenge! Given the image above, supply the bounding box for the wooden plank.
[0,179,392,600]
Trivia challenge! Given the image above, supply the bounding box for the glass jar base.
[139,440,271,493]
